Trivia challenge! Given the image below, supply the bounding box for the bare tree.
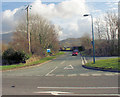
[0,42,9,53]
[93,11,118,56]
[10,14,59,56]
[104,11,118,40]
[29,14,59,55]
[80,33,92,50]
[95,18,106,40]
[104,11,118,55]
[118,1,120,56]
[9,17,29,53]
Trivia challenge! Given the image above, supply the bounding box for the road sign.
[47,49,51,53]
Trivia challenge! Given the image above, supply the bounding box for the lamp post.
[25,5,32,53]
[83,14,95,64]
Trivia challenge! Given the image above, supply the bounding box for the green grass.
[0,51,65,71]
[55,51,66,56]
[85,57,120,70]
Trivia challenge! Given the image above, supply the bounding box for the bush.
[2,48,30,65]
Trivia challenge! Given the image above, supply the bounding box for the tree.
[104,11,118,40]
[80,33,92,50]
[10,14,59,57]
[2,48,29,65]
[118,1,120,56]
[0,42,9,53]
[95,18,106,40]
[104,11,118,55]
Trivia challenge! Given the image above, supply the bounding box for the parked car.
[72,51,78,56]
[74,49,79,52]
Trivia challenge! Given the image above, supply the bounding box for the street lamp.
[83,14,95,64]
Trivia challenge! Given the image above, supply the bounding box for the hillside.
[1,32,82,47]
[0,32,13,44]
[59,38,82,47]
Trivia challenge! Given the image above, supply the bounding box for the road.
[2,52,120,96]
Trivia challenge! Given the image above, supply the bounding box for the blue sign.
[47,49,51,53]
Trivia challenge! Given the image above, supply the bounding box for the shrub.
[2,48,30,65]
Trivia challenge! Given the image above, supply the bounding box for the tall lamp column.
[83,14,95,64]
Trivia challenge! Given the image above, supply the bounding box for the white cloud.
[2,9,17,33]
[92,9,102,13]
[2,0,91,40]
[110,7,118,10]
[2,0,119,2]
[2,7,25,34]
[30,0,88,19]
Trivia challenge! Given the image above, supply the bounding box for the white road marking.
[33,91,71,95]
[64,65,74,70]
[45,66,57,76]
[37,86,119,89]
[104,73,115,76]
[68,74,77,76]
[91,74,102,76]
[97,71,103,72]
[52,73,118,77]
[46,74,54,76]
[114,73,120,75]
[34,90,119,96]
[60,61,65,64]
[80,74,89,76]
[58,94,120,96]
[81,57,85,65]
[36,75,43,76]
[56,74,64,77]
[84,57,87,63]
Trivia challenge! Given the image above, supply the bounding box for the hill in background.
[59,38,82,47]
[0,32,13,44]
[1,32,82,47]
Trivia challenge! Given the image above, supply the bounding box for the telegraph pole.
[25,5,31,53]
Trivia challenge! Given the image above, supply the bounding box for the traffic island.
[82,58,120,73]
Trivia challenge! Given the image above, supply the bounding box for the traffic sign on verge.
[47,49,51,53]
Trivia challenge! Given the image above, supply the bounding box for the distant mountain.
[1,32,82,47]
[59,38,82,47]
[0,32,13,44]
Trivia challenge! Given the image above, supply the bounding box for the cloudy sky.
[1,0,118,40]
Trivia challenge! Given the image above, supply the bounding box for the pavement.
[2,52,120,96]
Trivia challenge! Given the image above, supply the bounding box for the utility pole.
[25,5,31,53]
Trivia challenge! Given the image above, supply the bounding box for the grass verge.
[0,51,65,71]
[85,57,120,71]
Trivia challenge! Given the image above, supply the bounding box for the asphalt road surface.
[2,52,120,96]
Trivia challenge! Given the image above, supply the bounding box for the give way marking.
[64,65,74,70]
